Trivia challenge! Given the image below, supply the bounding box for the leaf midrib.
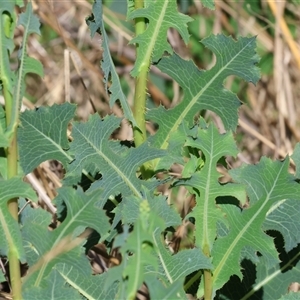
[155,39,254,168]
[74,126,142,198]
[139,0,169,73]
[10,7,31,134]
[34,191,95,286]
[246,251,300,298]
[57,265,97,300]
[203,131,214,250]
[21,118,72,162]
[213,161,286,283]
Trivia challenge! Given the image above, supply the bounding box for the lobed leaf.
[0,3,16,145]
[0,2,16,96]
[149,35,260,170]
[105,199,165,299]
[0,105,9,148]
[21,187,110,286]
[107,194,211,299]
[17,2,40,33]
[291,143,300,178]
[112,187,181,229]
[23,268,81,300]
[260,145,300,251]
[243,250,300,300]
[86,0,137,126]
[201,0,215,10]
[20,198,52,266]
[56,263,118,300]
[7,3,44,137]
[18,103,76,174]
[173,123,246,252]
[66,114,166,201]
[264,199,300,252]
[149,120,196,171]
[129,0,193,77]
[153,229,212,284]
[122,221,159,299]
[212,157,300,291]
[146,276,186,300]
[0,177,37,262]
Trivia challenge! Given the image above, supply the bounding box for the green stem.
[203,244,213,300]
[3,60,22,300]
[133,71,147,148]
[132,0,154,178]
[6,121,22,300]
[203,269,213,300]
[133,0,146,147]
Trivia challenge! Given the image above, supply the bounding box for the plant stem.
[133,69,147,148]
[4,84,22,300]
[203,269,213,300]
[132,0,153,178]
[7,140,22,300]
[203,244,213,300]
[133,0,147,148]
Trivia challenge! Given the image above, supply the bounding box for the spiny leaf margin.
[86,0,137,126]
[149,34,260,170]
[129,0,193,77]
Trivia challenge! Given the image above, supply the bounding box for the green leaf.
[201,0,215,10]
[212,157,300,291]
[264,199,300,251]
[0,2,16,98]
[17,2,40,33]
[122,221,159,299]
[0,3,16,145]
[66,114,165,201]
[20,200,52,266]
[146,276,186,300]
[23,268,81,300]
[279,292,300,300]
[1,2,16,39]
[0,271,5,283]
[242,250,300,300]
[112,187,181,229]
[153,229,212,283]
[129,0,193,77]
[152,121,195,170]
[56,263,118,300]
[0,105,9,148]
[291,143,300,178]
[18,103,76,174]
[0,177,37,262]
[212,204,279,293]
[108,195,210,299]
[149,35,260,169]
[86,0,137,127]
[173,123,246,251]
[106,199,165,299]
[21,187,110,285]
[263,145,300,251]
[0,157,7,179]
[7,3,44,137]
[16,0,24,7]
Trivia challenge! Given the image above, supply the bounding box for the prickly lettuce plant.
[0,0,300,299]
